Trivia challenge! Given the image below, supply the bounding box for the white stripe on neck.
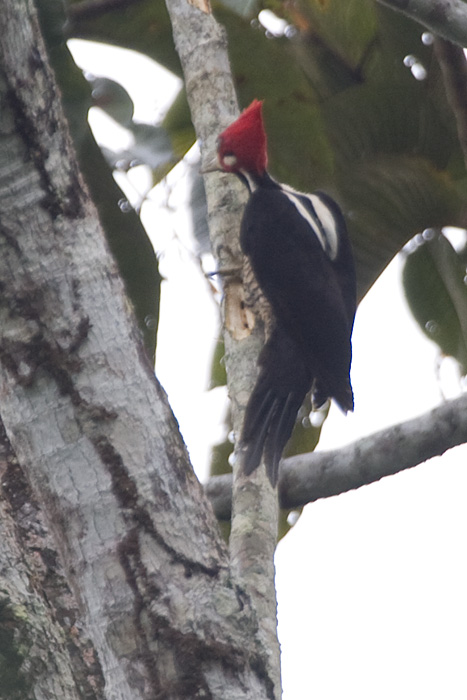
[240,169,258,192]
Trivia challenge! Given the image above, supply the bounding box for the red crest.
[217,100,268,175]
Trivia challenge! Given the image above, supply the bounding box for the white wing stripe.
[281,188,339,260]
[309,194,339,260]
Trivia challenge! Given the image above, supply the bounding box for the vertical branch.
[164,0,281,694]
[432,37,467,171]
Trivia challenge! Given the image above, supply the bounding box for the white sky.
[70,39,467,700]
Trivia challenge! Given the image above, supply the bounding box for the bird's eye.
[222,153,238,167]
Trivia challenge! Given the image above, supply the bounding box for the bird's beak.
[200,151,222,174]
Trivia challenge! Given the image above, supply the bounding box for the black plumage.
[241,325,312,485]
[239,181,355,484]
[216,100,356,485]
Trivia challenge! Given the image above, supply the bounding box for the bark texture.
[0,1,275,698]
[0,420,105,700]
[165,0,281,695]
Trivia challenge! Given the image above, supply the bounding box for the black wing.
[241,186,356,410]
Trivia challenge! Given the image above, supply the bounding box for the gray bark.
[165,0,281,695]
[0,419,105,700]
[0,1,275,698]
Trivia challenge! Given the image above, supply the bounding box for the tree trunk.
[0,419,105,699]
[0,1,276,697]
[164,0,282,693]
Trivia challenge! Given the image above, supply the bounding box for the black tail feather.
[240,327,311,486]
[242,390,278,477]
[264,392,302,484]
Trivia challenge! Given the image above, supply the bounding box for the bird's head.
[216,100,268,176]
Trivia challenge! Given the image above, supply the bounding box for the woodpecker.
[215,100,356,486]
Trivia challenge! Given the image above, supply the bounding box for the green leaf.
[402,232,467,374]
[218,0,260,18]
[339,155,464,298]
[90,76,134,126]
[210,437,234,477]
[209,337,227,390]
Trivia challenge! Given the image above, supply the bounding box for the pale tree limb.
[206,394,467,519]
[376,0,467,46]
[165,0,281,695]
[0,1,274,698]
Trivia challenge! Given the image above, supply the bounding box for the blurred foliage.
[209,338,228,390]
[63,0,467,296]
[35,0,467,519]
[403,231,467,374]
[90,76,178,179]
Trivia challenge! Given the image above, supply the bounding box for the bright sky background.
[70,38,467,700]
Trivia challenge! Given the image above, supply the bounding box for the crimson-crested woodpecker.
[216,100,356,486]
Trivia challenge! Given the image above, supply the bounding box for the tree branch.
[206,394,467,518]
[165,1,281,696]
[376,0,467,46]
